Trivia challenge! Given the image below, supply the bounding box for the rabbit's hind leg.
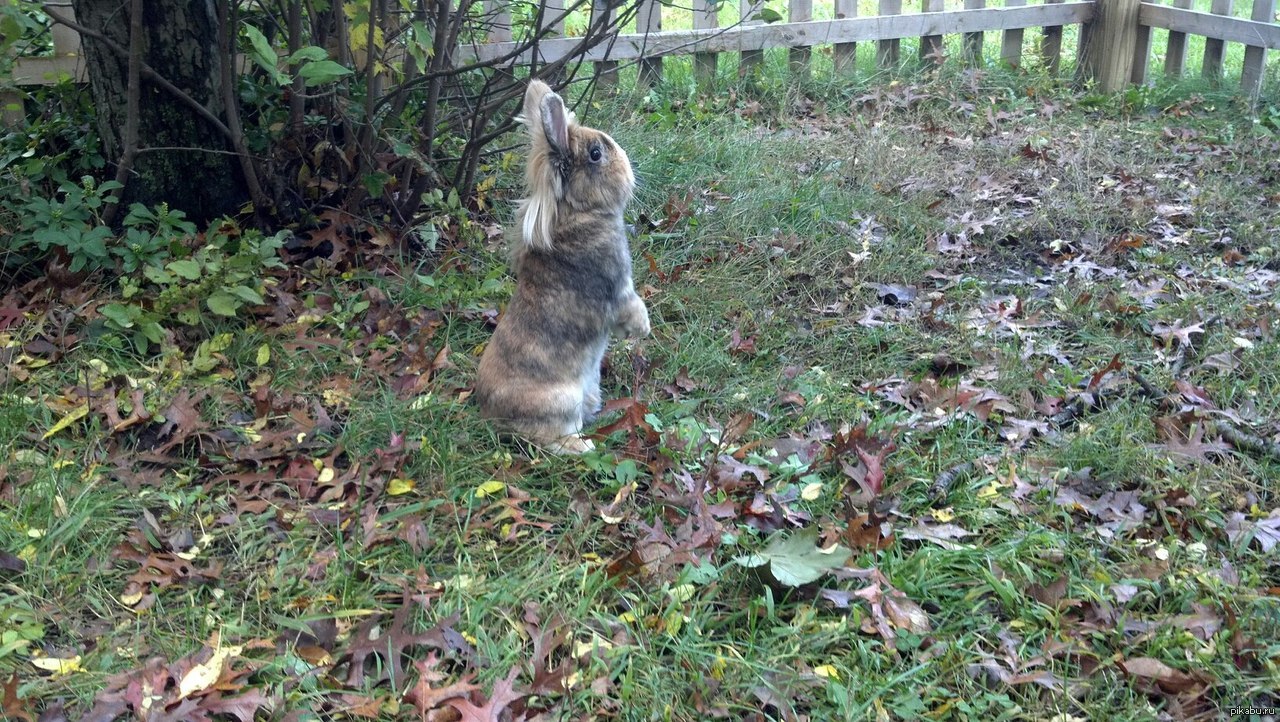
[518,382,594,455]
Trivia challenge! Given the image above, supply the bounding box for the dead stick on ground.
[929,455,997,503]
[1209,420,1280,463]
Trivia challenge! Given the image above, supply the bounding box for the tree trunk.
[71,0,247,226]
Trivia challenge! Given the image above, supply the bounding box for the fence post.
[638,0,664,86]
[790,0,813,74]
[1163,0,1193,77]
[1079,0,1140,92]
[1001,0,1026,68]
[591,0,619,87]
[964,0,987,65]
[1130,6,1152,83]
[877,0,903,68]
[1240,0,1276,96]
[921,0,944,65]
[740,0,766,77]
[1201,0,1233,81]
[1041,0,1065,74]
[693,0,719,87]
[833,0,858,72]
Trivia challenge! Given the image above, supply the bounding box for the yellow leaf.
[255,344,271,365]
[801,481,823,501]
[31,655,82,676]
[977,480,1004,498]
[42,403,89,440]
[710,655,727,680]
[120,589,144,606]
[814,664,841,680]
[473,480,505,499]
[317,466,335,484]
[178,643,241,699]
[668,584,696,603]
[387,478,415,496]
[933,507,956,522]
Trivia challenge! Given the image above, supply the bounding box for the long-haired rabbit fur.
[474,79,650,454]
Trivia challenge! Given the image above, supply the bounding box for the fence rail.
[5,0,1279,100]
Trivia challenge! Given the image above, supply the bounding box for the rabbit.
[474,79,650,455]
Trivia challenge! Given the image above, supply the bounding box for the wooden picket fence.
[6,0,1280,99]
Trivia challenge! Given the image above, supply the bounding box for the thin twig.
[101,0,142,227]
[287,0,305,133]
[1128,370,1164,401]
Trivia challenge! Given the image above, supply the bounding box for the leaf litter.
[6,79,1280,720]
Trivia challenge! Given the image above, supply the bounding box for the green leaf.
[734,527,851,587]
[166,259,201,280]
[298,59,353,86]
[141,321,166,345]
[227,285,263,304]
[286,45,329,64]
[755,7,784,23]
[100,303,137,329]
[206,292,242,317]
[362,171,392,197]
[143,265,173,285]
[243,25,277,70]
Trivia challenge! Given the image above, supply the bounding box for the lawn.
[3,62,1280,720]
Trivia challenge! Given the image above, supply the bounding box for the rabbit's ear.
[540,92,571,157]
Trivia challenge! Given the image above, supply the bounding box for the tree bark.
[70,0,247,226]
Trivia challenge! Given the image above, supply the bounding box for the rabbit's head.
[519,80,635,250]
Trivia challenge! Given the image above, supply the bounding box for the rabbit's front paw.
[618,296,651,339]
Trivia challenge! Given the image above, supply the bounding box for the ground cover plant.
[3,59,1280,720]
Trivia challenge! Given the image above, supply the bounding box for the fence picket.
[741,0,766,75]
[834,0,858,71]
[1001,0,1026,66]
[486,0,512,42]
[1240,0,1276,95]
[1202,0,1233,80]
[694,0,719,86]
[1163,0,1194,77]
[921,0,945,64]
[1131,0,1152,83]
[791,0,814,72]
[592,1,619,86]
[1042,0,1066,73]
[638,0,663,85]
[965,0,988,63]
[878,0,904,67]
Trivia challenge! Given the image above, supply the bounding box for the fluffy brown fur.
[474,80,650,454]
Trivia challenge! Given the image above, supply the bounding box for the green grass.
[4,65,1280,720]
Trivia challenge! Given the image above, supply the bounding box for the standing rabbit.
[475,79,650,454]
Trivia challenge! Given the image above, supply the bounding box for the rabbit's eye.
[589,145,603,163]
